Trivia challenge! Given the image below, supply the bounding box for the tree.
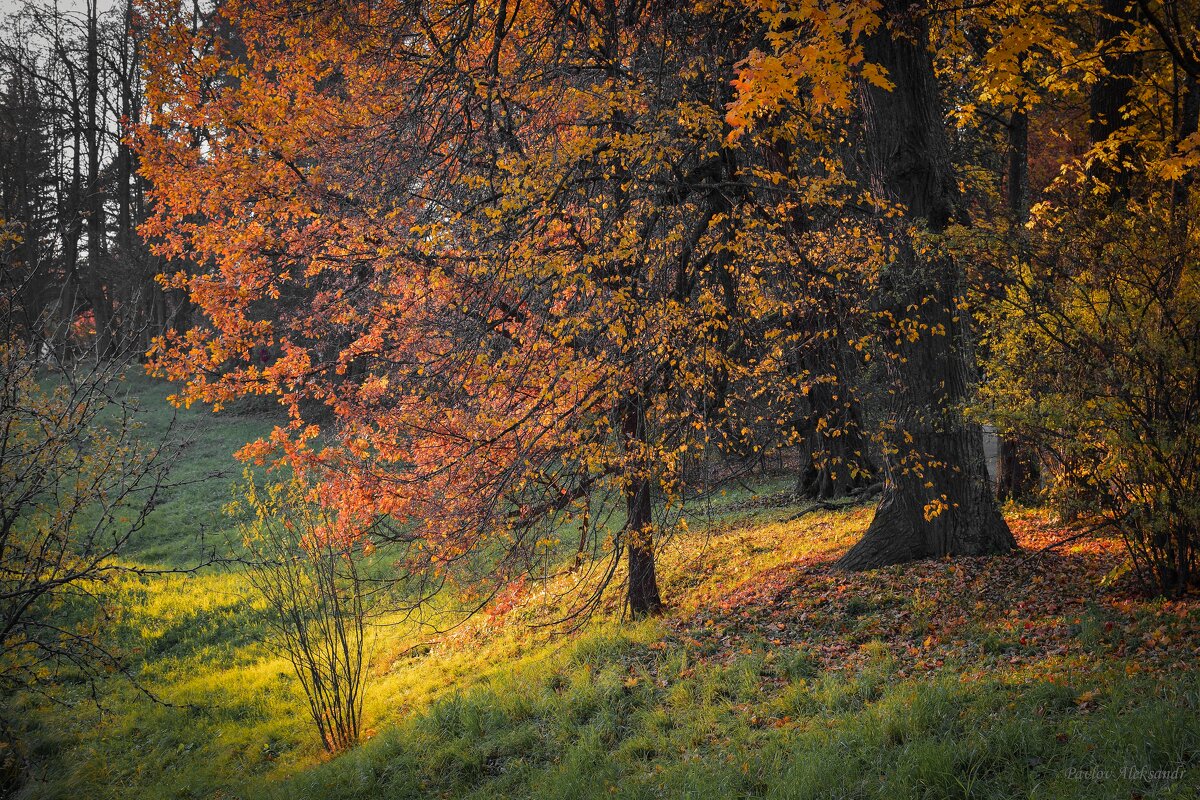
[838,0,1015,568]
[971,0,1200,594]
[730,0,1015,569]
[138,0,1198,603]
[140,0,841,618]
[0,62,55,341]
[0,0,178,361]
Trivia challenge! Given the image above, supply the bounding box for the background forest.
[2,0,1199,797]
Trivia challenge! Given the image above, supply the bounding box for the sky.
[0,0,118,20]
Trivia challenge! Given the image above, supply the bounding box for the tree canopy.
[130,0,1200,609]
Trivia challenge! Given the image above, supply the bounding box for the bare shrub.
[236,476,373,753]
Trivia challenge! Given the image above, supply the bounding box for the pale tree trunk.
[837,0,1015,570]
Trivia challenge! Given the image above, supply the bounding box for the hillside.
[7,376,1200,800]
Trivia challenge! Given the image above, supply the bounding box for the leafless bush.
[0,275,183,696]
[0,270,185,794]
[236,476,373,753]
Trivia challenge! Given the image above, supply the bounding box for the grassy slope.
[9,376,1200,800]
[101,371,278,569]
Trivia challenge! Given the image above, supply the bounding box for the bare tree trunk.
[837,0,1015,570]
[85,0,114,360]
[60,65,87,357]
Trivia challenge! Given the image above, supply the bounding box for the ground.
[5,375,1200,799]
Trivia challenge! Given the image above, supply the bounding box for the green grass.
[280,636,1200,800]
[6,374,1200,799]
[27,619,1196,800]
[105,370,278,568]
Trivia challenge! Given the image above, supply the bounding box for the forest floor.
[6,374,1200,800]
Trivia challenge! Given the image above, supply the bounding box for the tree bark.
[996,109,1041,501]
[621,396,663,617]
[996,437,1040,501]
[1088,0,1138,202]
[85,0,115,360]
[796,340,875,500]
[837,0,1015,570]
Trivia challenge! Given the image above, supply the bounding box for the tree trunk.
[58,66,87,358]
[769,141,877,502]
[621,396,662,617]
[996,109,1040,501]
[796,341,875,500]
[997,437,1040,501]
[837,0,1015,570]
[1088,0,1138,202]
[625,480,661,617]
[85,0,115,360]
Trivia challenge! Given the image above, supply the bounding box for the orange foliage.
[137,0,876,607]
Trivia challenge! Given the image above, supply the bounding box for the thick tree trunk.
[837,0,1015,571]
[621,397,663,617]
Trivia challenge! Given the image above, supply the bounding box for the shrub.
[972,190,1200,594]
[236,476,374,753]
